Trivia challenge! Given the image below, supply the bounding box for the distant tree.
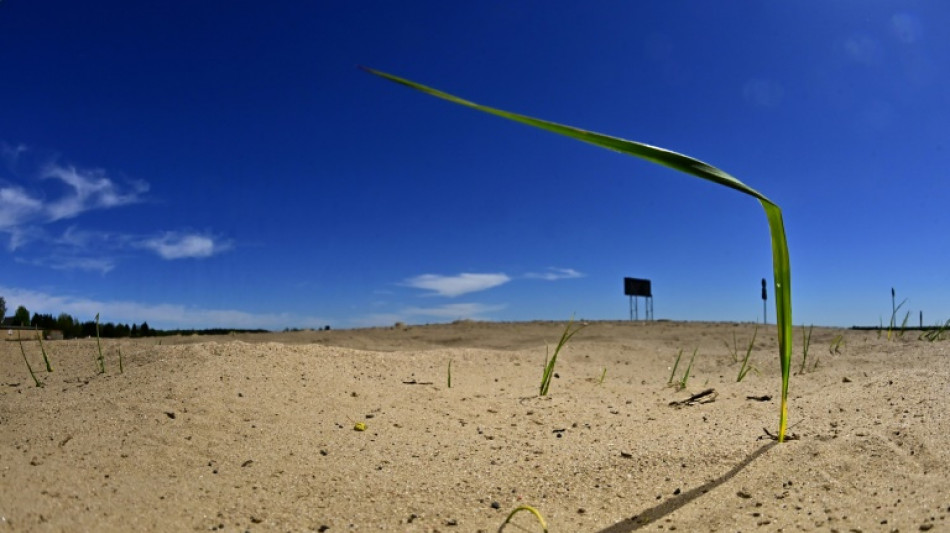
[115,323,131,338]
[140,322,151,337]
[131,323,139,337]
[13,305,30,326]
[0,296,6,323]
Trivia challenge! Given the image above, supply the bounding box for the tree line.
[1,297,267,339]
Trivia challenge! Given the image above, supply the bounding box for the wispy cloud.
[403,272,511,297]
[0,285,328,330]
[353,302,507,327]
[140,232,232,260]
[0,163,147,233]
[16,255,116,274]
[40,164,148,221]
[524,267,584,281]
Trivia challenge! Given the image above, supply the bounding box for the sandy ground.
[1,320,948,532]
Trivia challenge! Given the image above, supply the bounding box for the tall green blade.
[363,67,793,441]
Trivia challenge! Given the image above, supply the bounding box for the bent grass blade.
[539,316,584,396]
[363,67,794,442]
[503,505,548,533]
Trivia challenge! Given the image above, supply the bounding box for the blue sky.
[1,2,947,330]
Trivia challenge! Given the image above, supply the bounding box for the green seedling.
[118,347,124,374]
[667,348,684,386]
[798,324,814,375]
[887,295,907,341]
[35,327,52,372]
[737,326,759,382]
[18,337,42,387]
[539,316,584,396]
[95,313,105,374]
[897,311,910,339]
[922,319,950,342]
[829,334,844,354]
[599,367,607,384]
[503,505,548,533]
[365,67,794,441]
[668,348,698,391]
[679,348,698,390]
[447,359,452,388]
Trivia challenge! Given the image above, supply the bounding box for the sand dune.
[2,321,948,532]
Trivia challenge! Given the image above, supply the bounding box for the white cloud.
[403,302,507,318]
[41,164,147,221]
[0,186,44,230]
[525,267,584,281]
[0,285,328,331]
[141,232,232,260]
[15,255,115,274]
[403,272,511,297]
[352,302,507,327]
[0,160,147,235]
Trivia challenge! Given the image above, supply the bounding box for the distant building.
[4,325,63,341]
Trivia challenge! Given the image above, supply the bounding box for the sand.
[1,320,948,532]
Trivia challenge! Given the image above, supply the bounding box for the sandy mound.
[2,321,948,531]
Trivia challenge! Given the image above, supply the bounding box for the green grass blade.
[364,67,793,441]
[36,327,52,372]
[539,316,584,396]
[667,348,683,386]
[19,337,42,387]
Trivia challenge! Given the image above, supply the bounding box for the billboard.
[624,277,652,298]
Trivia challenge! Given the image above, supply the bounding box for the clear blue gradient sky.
[1,2,947,330]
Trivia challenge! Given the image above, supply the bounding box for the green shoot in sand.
[36,327,52,372]
[364,67,795,441]
[736,326,758,382]
[503,505,548,532]
[668,348,684,387]
[539,316,584,396]
[95,313,105,374]
[798,324,814,375]
[19,337,42,387]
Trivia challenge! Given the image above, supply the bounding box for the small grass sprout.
[502,505,548,533]
[118,346,124,374]
[365,67,794,441]
[887,293,907,341]
[668,348,698,391]
[599,367,607,384]
[736,325,759,382]
[922,319,950,342]
[539,316,584,396]
[897,311,911,339]
[18,337,43,387]
[798,324,814,375]
[667,348,684,387]
[35,327,52,372]
[679,348,698,390]
[447,359,452,388]
[95,313,105,374]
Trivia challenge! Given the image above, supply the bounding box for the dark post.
[761,278,768,324]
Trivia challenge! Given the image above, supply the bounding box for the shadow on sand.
[595,440,778,533]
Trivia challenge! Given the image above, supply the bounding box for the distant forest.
[20,312,268,339]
